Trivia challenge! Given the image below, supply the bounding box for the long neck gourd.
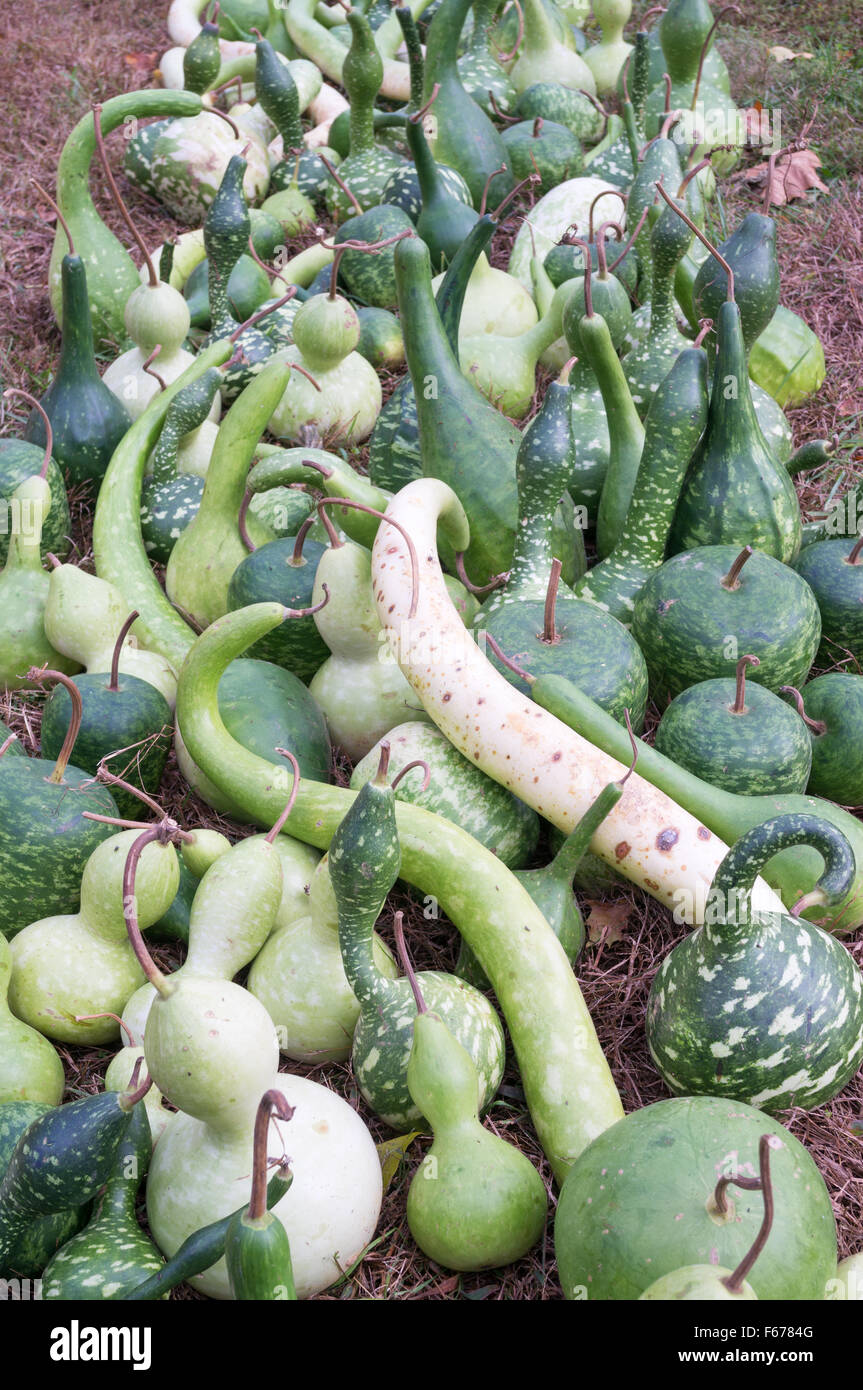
[647,814,863,1113]
[577,305,645,560]
[457,279,579,420]
[0,474,79,690]
[456,0,516,116]
[324,12,404,220]
[623,196,693,417]
[584,0,633,96]
[510,0,596,98]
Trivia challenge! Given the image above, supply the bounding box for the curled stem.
[496,0,524,64]
[393,911,427,1014]
[779,686,826,737]
[108,611,140,693]
[267,748,300,842]
[2,388,52,478]
[454,551,509,595]
[391,758,431,794]
[722,1134,777,1294]
[484,631,534,683]
[142,346,167,392]
[26,666,82,783]
[248,1090,295,1222]
[317,498,420,619]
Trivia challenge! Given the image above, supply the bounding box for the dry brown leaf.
[124,50,158,69]
[769,46,814,62]
[585,899,632,946]
[748,147,830,207]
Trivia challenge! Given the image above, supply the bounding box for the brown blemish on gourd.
[697,826,711,840]
[552,751,562,762]
[645,877,659,890]
[656,828,679,851]
[615,841,630,860]
[443,692,452,702]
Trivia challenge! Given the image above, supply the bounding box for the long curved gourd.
[284,0,422,102]
[175,601,624,1179]
[370,477,786,924]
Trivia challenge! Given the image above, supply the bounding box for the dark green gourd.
[409,103,480,270]
[25,251,131,489]
[421,0,514,208]
[647,814,863,1112]
[783,676,863,807]
[456,0,516,116]
[226,524,330,682]
[183,14,222,93]
[225,1091,297,1300]
[328,748,506,1131]
[622,195,693,417]
[575,342,709,625]
[669,301,803,564]
[626,118,686,304]
[632,544,821,701]
[140,368,222,563]
[593,28,651,188]
[183,253,271,331]
[332,204,416,308]
[41,1103,164,1299]
[501,117,583,195]
[653,655,813,796]
[324,13,405,220]
[0,1103,85,1277]
[254,35,322,207]
[794,534,863,667]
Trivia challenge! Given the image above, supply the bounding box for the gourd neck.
[58,256,99,375]
[711,299,761,432]
[506,383,572,597]
[423,0,474,85]
[522,0,556,53]
[345,13,384,156]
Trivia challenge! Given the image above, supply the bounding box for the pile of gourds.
[0,0,861,1303]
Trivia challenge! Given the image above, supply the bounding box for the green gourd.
[514,82,605,144]
[8,828,179,1045]
[324,13,405,219]
[183,13,222,93]
[622,194,693,417]
[167,360,286,630]
[794,534,863,667]
[647,814,863,1111]
[329,749,506,1130]
[405,1004,547,1271]
[139,370,223,564]
[225,1091,297,1300]
[749,305,826,411]
[226,525,329,682]
[104,1043,175,1148]
[501,117,583,195]
[246,441,393,548]
[510,0,596,97]
[0,437,69,568]
[44,565,178,708]
[421,0,514,208]
[457,279,577,419]
[0,933,65,1105]
[624,119,686,305]
[41,1104,164,1300]
[0,474,79,691]
[575,342,709,625]
[248,852,398,1063]
[559,357,609,526]
[39,631,173,818]
[408,104,480,271]
[584,0,633,96]
[783,675,863,807]
[669,301,802,565]
[356,306,405,370]
[26,246,131,489]
[656,0,731,92]
[0,1103,84,1278]
[253,36,320,214]
[184,254,272,331]
[654,655,812,797]
[456,0,516,116]
[332,204,416,308]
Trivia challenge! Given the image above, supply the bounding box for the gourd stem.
[267,748,301,842]
[641,6,665,25]
[291,513,318,565]
[712,1169,762,1216]
[322,230,414,300]
[316,152,363,216]
[75,1011,138,1046]
[2,388,53,479]
[848,535,863,565]
[317,497,420,619]
[122,827,173,996]
[84,811,170,829]
[248,1090,295,1221]
[228,288,300,343]
[483,631,535,683]
[391,758,431,793]
[723,1135,776,1293]
[588,189,625,243]
[92,103,158,289]
[607,204,649,274]
[488,170,540,222]
[209,105,241,138]
[408,83,440,126]
[496,0,524,64]
[720,544,752,591]
[578,88,610,139]
[32,179,76,255]
[594,220,623,278]
[0,733,19,759]
[730,654,759,714]
[393,911,427,1013]
[541,557,563,645]
[27,667,82,783]
[96,765,175,822]
[142,346,167,393]
[619,709,639,786]
[316,502,343,549]
[778,687,826,737]
[478,164,508,218]
[454,551,509,595]
[693,317,713,348]
[246,235,290,291]
[238,488,256,553]
[121,1062,154,1110]
[374,740,392,786]
[488,91,521,123]
[692,6,741,113]
[654,181,735,302]
[108,611,140,693]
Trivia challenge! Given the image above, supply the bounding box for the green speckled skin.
[140,473,205,564]
[0,441,70,566]
[694,214,780,356]
[654,677,812,796]
[555,1096,836,1301]
[647,815,863,1111]
[333,206,415,308]
[794,537,863,666]
[502,120,583,194]
[381,162,472,222]
[324,13,405,220]
[0,1103,83,1277]
[564,358,609,526]
[797,673,863,806]
[227,536,329,683]
[632,545,821,701]
[623,199,693,418]
[514,83,605,142]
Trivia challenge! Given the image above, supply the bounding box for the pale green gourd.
[457,279,576,419]
[0,475,80,691]
[8,830,179,1045]
[44,564,179,708]
[584,0,633,96]
[510,0,596,96]
[0,933,65,1105]
[432,252,538,339]
[248,852,398,1063]
[105,1044,175,1147]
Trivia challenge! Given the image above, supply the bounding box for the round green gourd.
[785,674,863,807]
[794,535,863,668]
[501,117,583,194]
[226,532,330,683]
[514,82,605,142]
[0,934,65,1106]
[632,544,821,702]
[380,161,472,223]
[554,1096,837,1300]
[332,205,415,309]
[653,656,812,796]
[0,1103,84,1277]
[646,814,863,1111]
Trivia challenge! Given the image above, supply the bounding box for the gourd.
[574,339,710,624]
[654,655,813,796]
[39,624,173,816]
[421,0,514,208]
[248,851,398,1063]
[0,933,65,1105]
[500,117,583,196]
[329,746,506,1130]
[41,1104,164,1300]
[8,826,180,1045]
[283,0,418,103]
[794,534,863,667]
[457,278,577,419]
[407,97,481,271]
[308,527,432,760]
[253,37,323,211]
[134,99,273,225]
[225,1091,296,1300]
[782,676,863,807]
[456,0,516,115]
[0,425,69,569]
[514,82,605,144]
[647,814,863,1112]
[0,675,119,939]
[226,522,329,681]
[507,176,623,289]
[356,307,405,370]
[509,0,596,96]
[0,1103,84,1277]
[44,564,178,709]
[749,306,826,409]
[323,13,405,219]
[632,544,821,701]
[332,205,416,307]
[622,191,693,417]
[0,470,79,691]
[139,370,223,564]
[403,955,547,1271]
[554,1096,837,1301]
[25,205,131,489]
[584,0,632,96]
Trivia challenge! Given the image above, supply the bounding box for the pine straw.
[0,0,862,1301]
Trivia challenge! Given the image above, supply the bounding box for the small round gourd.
[640,1265,757,1300]
[784,674,863,806]
[794,534,863,667]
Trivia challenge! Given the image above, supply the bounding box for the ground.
[0,0,861,1300]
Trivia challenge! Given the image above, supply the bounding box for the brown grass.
[0,0,862,1302]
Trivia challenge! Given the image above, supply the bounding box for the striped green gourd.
[622,194,693,417]
[794,534,863,668]
[41,1103,164,1300]
[328,747,506,1130]
[0,1103,84,1277]
[783,675,863,807]
[647,814,863,1111]
[324,13,405,220]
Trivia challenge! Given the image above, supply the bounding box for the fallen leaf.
[376,1131,421,1191]
[769,46,814,62]
[585,899,632,945]
[125,51,158,70]
[838,399,859,416]
[747,147,829,207]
